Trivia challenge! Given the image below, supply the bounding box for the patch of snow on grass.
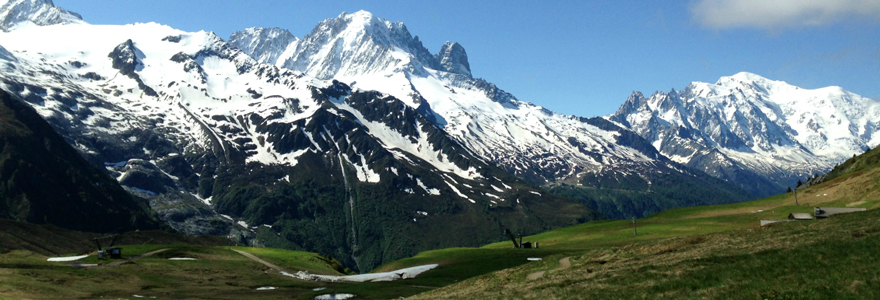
[315,294,355,300]
[256,287,276,290]
[47,255,89,262]
[282,264,438,283]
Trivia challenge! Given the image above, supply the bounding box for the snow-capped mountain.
[610,72,880,197]
[229,10,679,185]
[0,1,608,271]
[0,1,760,271]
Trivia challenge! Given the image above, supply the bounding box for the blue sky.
[57,0,880,118]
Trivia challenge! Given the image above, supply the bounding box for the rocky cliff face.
[228,27,297,65]
[435,41,471,77]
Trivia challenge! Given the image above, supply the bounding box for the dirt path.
[559,257,571,269]
[231,249,291,274]
[527,257,571,281]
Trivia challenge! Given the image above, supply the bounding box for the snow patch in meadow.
[281,264,438,283]
[315,294,355,300]
[47,255,88,262]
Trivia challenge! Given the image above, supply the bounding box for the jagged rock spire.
[436,41,471,77]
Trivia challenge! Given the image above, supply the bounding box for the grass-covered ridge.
[0,243,352,299]
[230,246,348,275]
[413,208,880,299]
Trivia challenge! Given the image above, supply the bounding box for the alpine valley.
[0,0,876,273]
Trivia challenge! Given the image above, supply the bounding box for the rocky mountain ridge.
[0,0,81,31]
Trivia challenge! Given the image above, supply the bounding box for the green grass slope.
[0,245,324,299]
[0,242,354,299]
[401,146,880,299]
[414,207,880,299]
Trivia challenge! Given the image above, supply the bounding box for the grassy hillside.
[0,244,331,299]
[401,146,880,299]
[414,204,880,299]
[0,218,231,256]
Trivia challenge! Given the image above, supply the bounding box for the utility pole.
[632,217,637,236]
[794,188,799,206]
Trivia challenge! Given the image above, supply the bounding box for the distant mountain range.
[0,0,875,271]
[610,72,880,197]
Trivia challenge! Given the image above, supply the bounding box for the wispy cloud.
[690,0,880,30]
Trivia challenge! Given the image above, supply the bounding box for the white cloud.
[690,0,880,30]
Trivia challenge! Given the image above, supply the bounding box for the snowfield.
[281,263,438,282]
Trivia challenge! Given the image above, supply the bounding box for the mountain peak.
[436,41,471,77]
[716,71,774,86]
[0,0,83,31]
[339,10,378,21]
[276,10,444,80]
[325,10,403,40]
[228,27,297,64]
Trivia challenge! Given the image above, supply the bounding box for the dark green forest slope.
[0,90,161,233]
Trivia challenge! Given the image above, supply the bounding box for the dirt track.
[526,257,570,281]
